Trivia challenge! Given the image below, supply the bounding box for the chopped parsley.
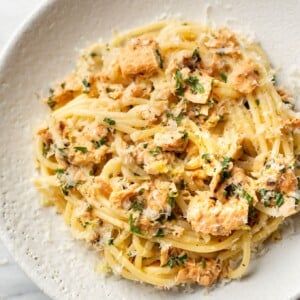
[103,117,116,126]
[218,114,225,124]
[155,49,164,69]
[42,143,50,157]
[74,146,88,153]
[220,72,227,83]
[221,157,232,169]
[61,184,74,196]
[202,153,211,163]
[55,169,65,174]
[241,189,254,206]
[47,100,57,109]
[175,111,184,125]
[155,228,165,237]
[106,87,115,93]
[275,192,284,207]
[175,69,185,96]
[255,99,260,106]
[108,238,114,245]
[207,98,218,108]
[168,196,175,208]
[129,214,142,235]
[258,189,285,207]
[130,200,144,212]
[92,137,107,148]
[185,76,205,94]
[201,259,206,269]
[86,204,93,212]
[181,132,189,141]
[192,48,201,63]
[143,143,148,149]
[166,253,188,268]
[82,78,91,93]
[220,157,232,182]
[168,190,178,208]
[271,75,276,85]
[60,82,66,89]
[150,146,162,157]
[223,183,254,205]
[223,183,239,197]
[137,188,145,195]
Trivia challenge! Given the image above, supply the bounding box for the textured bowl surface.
[1,0,300,299]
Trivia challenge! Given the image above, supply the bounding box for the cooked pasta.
[34,20,300,288]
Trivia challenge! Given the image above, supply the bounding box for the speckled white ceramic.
[1,0,300,299]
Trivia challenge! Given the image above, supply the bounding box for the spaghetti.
[34,20,300,287]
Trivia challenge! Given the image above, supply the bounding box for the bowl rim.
[0,2,61,298]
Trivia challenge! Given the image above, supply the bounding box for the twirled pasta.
[34,20,300,288]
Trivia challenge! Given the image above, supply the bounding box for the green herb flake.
[55,169,65,174]
[150,146,162,157]
[138,188,145,195]
[42,143,50,157]
[167,253,188,268]
[181,132,189,141]
[60,82,66,89]
[143,143,148,149]
[201,259,206,269]
[103,117,116,126]
[175,69,185,96]
[108,238,114,245]
[241,190,254,206]
[275,192,284,207]
[220,157,232,182]
[155,49,164,69]
[61,184,74,196]
[168,196,175,208]
[271,75,276,85]
[220,72,227,83]
[166,112,173,118]
[202,153,211,162]
[175,111,184,125]
[82,78,91,93]
[221,157,232,169]
[185,76,205,94]
[131,200,144,212]
[155,228,165,238]
[47,100,57,109]
[192,48,201,63]
[74,146,88,153]
[92,137,107,148]
[86,204,93,212]
[255,99,260,106]
[129,214,142,235]
[207,98,218,108]
[106,87,115,93]
[224,183,239,198]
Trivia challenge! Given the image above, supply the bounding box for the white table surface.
[0,1,50,299]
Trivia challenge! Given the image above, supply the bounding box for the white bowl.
[1,0,300,299]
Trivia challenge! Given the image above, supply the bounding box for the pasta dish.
[34,20,300,287]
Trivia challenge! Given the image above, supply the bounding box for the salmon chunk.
[119,39,160,77]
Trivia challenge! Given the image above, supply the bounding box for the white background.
[0,1,49,299]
